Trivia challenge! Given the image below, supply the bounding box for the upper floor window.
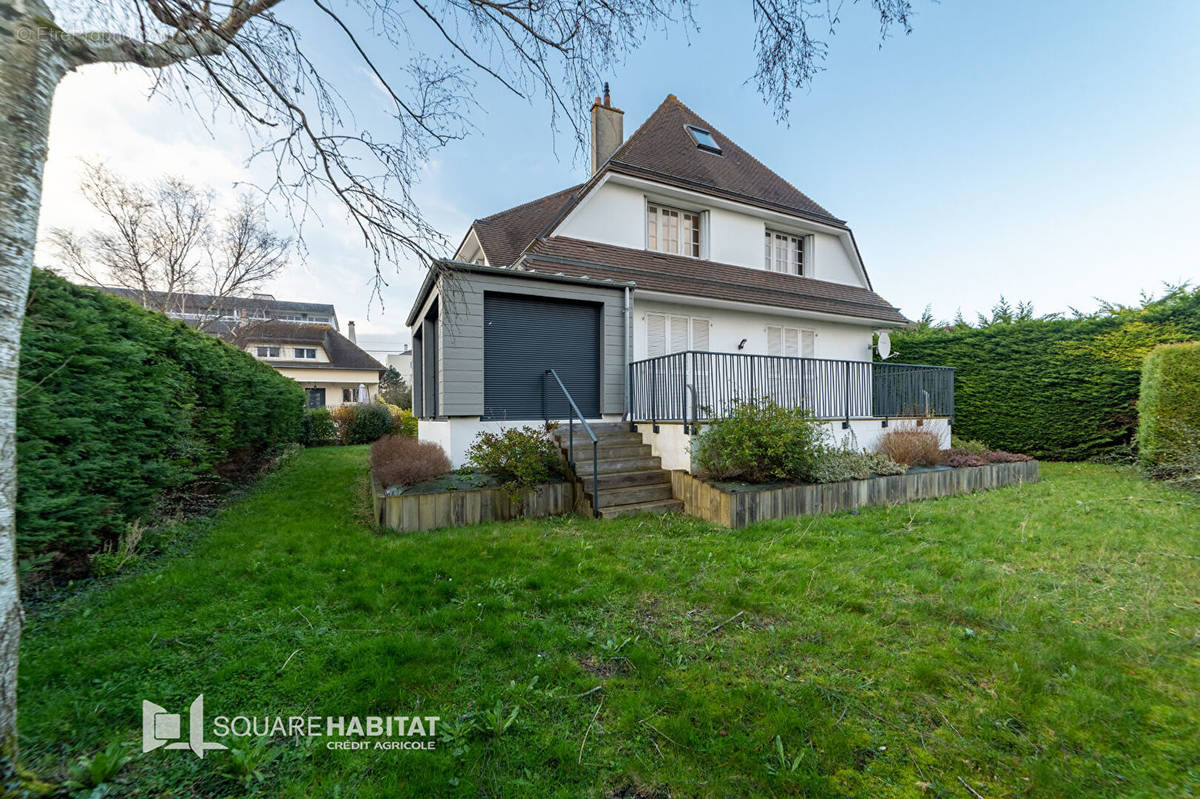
[294,347,317,359]
[647,203,701,258]
[256,346,280,358]
[686,125,722,154]
[765,230,808,275]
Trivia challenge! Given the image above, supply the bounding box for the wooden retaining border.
[371,474,574,533]
[670,461,1039,529]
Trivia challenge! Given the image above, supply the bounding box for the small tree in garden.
[379,367,412,410]
[49,164,290,331]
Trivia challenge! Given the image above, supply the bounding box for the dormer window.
[294,347,317,359]
[765,230,809,276]
[647,203,701,257]
[686,125,722,154]
[256,346,280,358]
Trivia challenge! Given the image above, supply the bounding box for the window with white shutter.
[647,313,667,357]
[691,318,709,351]
[646,312,710,355]
[766,325,815,357]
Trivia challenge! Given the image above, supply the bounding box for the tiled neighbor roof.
[520,238,908,324]
[228,321,383,371]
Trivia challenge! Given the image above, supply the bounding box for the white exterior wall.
[556,177,865,287]
[638,419,952,475]
[420,416,617,469]
[632,297,875,362]
[247,342,331,363]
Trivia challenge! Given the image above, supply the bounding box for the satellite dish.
[876,331,892,360]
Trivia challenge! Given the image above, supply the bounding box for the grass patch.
[19,448,1200,796]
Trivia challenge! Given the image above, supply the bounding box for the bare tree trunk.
[0,0,69,758]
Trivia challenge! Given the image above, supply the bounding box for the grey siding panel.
[422,270,626,417]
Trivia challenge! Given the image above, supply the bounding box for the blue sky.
[37,1,1200,347]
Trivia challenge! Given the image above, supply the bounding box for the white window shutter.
[692,318,710,351]
[647,313,666,357]
[669,315,690,353]
[766,326,781,355]
[801,329,816,357]
[783,327,799,356]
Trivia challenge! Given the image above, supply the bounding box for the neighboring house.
[385,348,413,387]
[408,90,953,472]
[230,321,384,409]
[102,288,338,331]
[106,287,379,408]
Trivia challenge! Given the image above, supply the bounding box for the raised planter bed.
[370,472,575,533]
[670,461,1039,529]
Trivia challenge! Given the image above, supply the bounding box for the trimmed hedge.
[891,288,1200,460]
[1137,342,1200,467]
[17,269,304,571]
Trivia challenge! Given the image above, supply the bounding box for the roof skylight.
[686,125,722,154]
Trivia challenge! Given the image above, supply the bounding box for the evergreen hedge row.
[17,269,304,572]
[1137,342,1200,467]
[890,288,1200,460]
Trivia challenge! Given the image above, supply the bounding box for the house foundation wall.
[636,418,952,475]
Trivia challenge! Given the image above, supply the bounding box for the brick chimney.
[347,320,356,343]
[590,83,624,174]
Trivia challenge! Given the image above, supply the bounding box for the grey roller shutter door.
[483,293,601,420]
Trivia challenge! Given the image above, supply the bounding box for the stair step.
[553,429,643,445]
[566,443,652,460]
[573,456,662,475]
[590,483,674,508]
[592,470,671,489]
[598,499,685,519]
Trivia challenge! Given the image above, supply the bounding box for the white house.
[408,90,953,516]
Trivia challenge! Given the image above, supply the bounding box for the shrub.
[691,400,829,484]
[370,436,451,488]
[329,405,358,444]
[299,408,338,446]
[877,424,944,467]
[809,444,907,483]
[1138,342,1200,468]
[891,286,1200,460]
[945,451,988,468]
[950,435,988,455]
[394,408,419,438]
[943,448,1033,467]
[17,269,303,574]
[348,403,394,444]
[1143,421,1200,492]
[981,450,1034,463]
[467,426,564,499]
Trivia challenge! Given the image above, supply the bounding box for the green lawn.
[19,448,1200,797]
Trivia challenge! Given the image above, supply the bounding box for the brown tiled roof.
[226,321,383,370]
[520,238,908,324]
[471,184,581,266]
[605,95,841,223]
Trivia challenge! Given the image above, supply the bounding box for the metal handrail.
[544,369,599,518]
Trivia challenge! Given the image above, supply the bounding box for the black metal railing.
[544,369,599,518]
[628,351,954,431]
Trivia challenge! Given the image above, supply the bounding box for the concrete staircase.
[553,422,683,519]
